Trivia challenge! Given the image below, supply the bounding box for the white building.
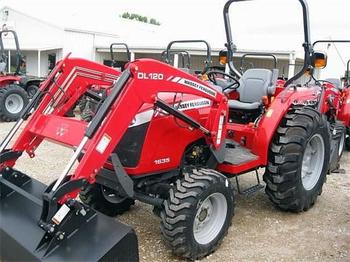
[0,6,300,79]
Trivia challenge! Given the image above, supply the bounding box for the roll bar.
[110,43,131,62]
[240,52,278,72]
[161,50,191,68]
[313,39,350,48]
[223,0,313,86]
[0,30,22,75]
[165,40,212,73]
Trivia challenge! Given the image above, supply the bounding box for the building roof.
[0,2,300,59]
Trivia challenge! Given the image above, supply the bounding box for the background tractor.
[0,30,42,121]
[0,0,340,261]
[345,59,350,149]
[309,40,350,168]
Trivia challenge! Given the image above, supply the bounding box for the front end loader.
[0,57,139,261]
[0,51,231,260]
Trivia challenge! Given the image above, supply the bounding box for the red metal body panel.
[124,95,212,175]
[0,75,21,87]
[318,82,342,115]
[337,87,350,126]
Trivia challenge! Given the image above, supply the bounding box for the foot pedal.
[235,170,264,196]
[241,184,264,196]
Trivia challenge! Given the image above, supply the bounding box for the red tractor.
[310,40,350,166]
[0,0,338,261]
[0,30,42,121]
[78,43,131,121]
[104,42,131,70]
[344,59,350,149]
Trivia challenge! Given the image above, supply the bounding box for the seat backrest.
[238,68,278,103]
[0,61,7,73]
[325,78,342,90]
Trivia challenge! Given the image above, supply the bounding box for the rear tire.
[346,127,350,151]
[160,168,234,260]
[263,107,330,212]
[80,183,135,216]
[0,85,29,122]
[337,124,346,158]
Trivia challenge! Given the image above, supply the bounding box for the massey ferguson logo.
[56,124,68,136]
[180,79,217,97]
[167,76,217,98]
[292,99,318,106]
[176,99,211,110]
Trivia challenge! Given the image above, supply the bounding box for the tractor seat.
[325,78,342,90]
[229,68,279,111]
[0,61,7,74]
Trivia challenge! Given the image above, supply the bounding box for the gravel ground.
[1,121,349,262]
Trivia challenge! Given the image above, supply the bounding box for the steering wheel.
[207,70,240,91]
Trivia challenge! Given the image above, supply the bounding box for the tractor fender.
[18,77,43,89]
[0,75,21,87]
[253,86,320,164]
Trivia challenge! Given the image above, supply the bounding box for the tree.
[121,12,130,19]
[121,12,160,26]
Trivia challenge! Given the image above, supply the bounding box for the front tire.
[26,85,39,99]
[264,107,330,212]
[0,85,29,122]
[160,168,234,260]
[80,183,135,216]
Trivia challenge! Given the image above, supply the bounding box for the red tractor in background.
[0,0,341,261]
[344,59,350,149]
[78,43,130,121]
[163,39,213,74]
[104,42,131,70]
[0,30,42,121]
[310,40,350,167]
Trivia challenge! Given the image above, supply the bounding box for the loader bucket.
[0,173,139,261]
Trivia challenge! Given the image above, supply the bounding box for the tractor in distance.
[309,40,350,169]
[0,0,339,261]
[104,42,131,70]
[0,30,42,121]
[345,58,350,149]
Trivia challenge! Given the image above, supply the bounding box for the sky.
[1,0,349,77]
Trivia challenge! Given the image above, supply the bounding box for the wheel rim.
[193,192,228,245]
[5,94,24,114]
[101,186,127,204]
[338,132,345,157]
[301,134,325,191]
